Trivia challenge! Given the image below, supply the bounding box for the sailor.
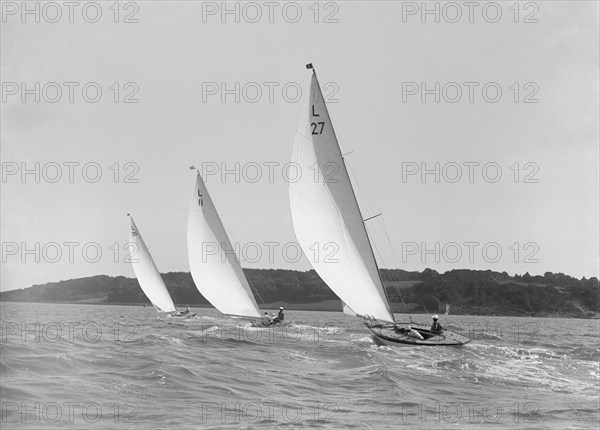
[431,315,443,332]
[273,307,284,323]
[262,312,272,325]
[406,325,424,340]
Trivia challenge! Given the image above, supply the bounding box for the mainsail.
[342,301,361,318]
[289,66,395,323]
[128,215,177,313]
[187,172,261,318]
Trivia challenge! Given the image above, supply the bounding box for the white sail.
[187,173,261,318]
[342,301,360,318]
[128,216,176,313]
[289,68,395,323]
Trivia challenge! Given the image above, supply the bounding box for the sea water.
[1,302,598,429]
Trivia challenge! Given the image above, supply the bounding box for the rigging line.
[380,218,412,308]
[393,284,413,323]
[374,220,415,322]
[364,213,382,222]
[250,281,266,305]
[325,91,356,165]
[340,153,396,321]
[422,301,430,316]
[346,161,381,227]
[320,72,382,229]
[296,126,345,150]
[346,159,404,297]
[345,160,402,320]
[377,212,413,296]
[367,220,403,321]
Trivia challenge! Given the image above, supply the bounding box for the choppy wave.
[1,303,598,429]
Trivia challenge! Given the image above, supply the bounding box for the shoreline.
[1,299,598,319]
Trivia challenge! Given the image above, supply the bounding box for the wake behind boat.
[289,64,469,347]
[128,214,196,318]
[186,168,286,328]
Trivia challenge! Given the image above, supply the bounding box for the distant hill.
[1,268,598,318]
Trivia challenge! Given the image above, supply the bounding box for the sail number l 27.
[311,104,325,135]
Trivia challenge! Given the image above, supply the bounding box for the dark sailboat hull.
[169,312,197,318]
[364,321,471,346]
[250,320,292,328]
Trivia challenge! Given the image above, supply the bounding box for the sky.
[1,1,598,292]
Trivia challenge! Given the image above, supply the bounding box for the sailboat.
[128,215,195,318]
[186,169,285,327]
[289,64,470,346]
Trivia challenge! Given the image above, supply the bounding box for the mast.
[309,64,395,322]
